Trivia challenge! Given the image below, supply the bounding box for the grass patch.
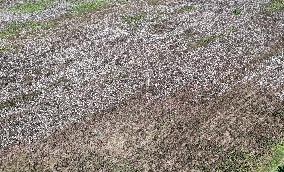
[0,20,55,38]
[0,45,18,53]
[71,0,107,14]
[227,26,238,33]
[177,5,196,13]
[256,140,284,172]
[232,7,242,16]
[0,46,12,53]
[147,0,160,5]
[122,12,147,26]
[216,149,254,172]
[265,0,284,12]
[9,0,54,13]
[193,26,238,48]
[195,35,219,47]
[278,165,284,172]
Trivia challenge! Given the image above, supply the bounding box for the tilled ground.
[0,0,284,171]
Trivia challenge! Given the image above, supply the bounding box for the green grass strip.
[177,5,196,13]
[71,0,107,14]
[195,35,219,47]
[256,140,284,172]
[9,0,54,13]
[232,7,242,16]
[0,20,54,38]
[265,0,284,12]
[0,44,19,53]
[122,12,146,26]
